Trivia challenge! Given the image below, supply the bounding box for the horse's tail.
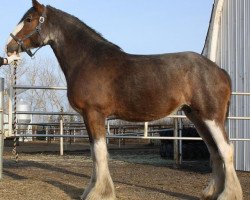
[226,99,230,119]
[221,68,232,121]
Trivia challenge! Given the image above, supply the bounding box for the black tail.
[226,100,230,119]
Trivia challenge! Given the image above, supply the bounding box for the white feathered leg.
[204,120,242,200]
[81,138,116,200]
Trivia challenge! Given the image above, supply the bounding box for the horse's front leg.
[81,110,116,200]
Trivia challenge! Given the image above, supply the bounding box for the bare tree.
[0,55,72,123]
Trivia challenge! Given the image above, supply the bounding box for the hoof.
[217,171,243,200]
[217,188,243,200]
[217,193,242,200]
[81,183,95,200]
[200,180,218,200]
[80,192,116,200]
[80,181,116,200]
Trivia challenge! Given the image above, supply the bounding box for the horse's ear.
[32,0,44,13]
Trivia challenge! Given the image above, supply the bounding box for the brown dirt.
[0,141,249,200]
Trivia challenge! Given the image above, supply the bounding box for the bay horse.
[6,1,243,199]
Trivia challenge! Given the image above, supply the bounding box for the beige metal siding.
[216,0,250,171]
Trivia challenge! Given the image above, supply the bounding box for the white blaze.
[6,22,24,46]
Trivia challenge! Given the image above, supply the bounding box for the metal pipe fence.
[11,134,250,141]
[12,86,250,96]
[0,78,4,179]
[10,112,250,142]
[1,81,249,175]
[13,111,250,120]
[13,85,67,90]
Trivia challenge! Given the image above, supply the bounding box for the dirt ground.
[0,141,249,200]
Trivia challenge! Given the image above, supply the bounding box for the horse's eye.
[26,17,32,23]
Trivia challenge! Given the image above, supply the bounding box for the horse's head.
[6,0,48,57]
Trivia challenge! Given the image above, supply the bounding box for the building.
[203,0,250,171]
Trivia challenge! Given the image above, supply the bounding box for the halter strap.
[10,8,47,57]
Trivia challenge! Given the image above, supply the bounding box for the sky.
[0,0,213,59]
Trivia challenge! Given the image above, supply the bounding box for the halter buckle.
[39,16,45,23]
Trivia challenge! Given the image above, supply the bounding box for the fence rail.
[15,111,79,116]
[13,85,67,90]
[4,82,250,166]
[14,134,250,141]
[14,111,250,120]
[232,92,250,95]
[12,86,250,96]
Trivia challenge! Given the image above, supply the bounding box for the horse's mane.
[47,6,122,51]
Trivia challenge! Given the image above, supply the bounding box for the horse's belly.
[116,95,183,122]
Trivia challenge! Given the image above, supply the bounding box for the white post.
[107,120,110,144]
[144,122,148,138]
[45,126,48,142]
[60,117,64,156]
[53,128,56,141]
[0,78,4,179]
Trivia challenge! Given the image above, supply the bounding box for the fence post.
[73,128,76,143]
[173,118,180,166]
[106,119,110,144]
[144,122,148,138]
[178,116,183,165]
[60,108,64,156]
[8,78,13,138]
[0,78,4,179]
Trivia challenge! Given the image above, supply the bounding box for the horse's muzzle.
[6,43,20,56]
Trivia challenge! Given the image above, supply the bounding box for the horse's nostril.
[6,45,17,55]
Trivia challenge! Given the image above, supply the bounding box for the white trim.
[6,22,24,46]
[203,0,225,62]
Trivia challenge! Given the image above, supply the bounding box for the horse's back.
[113,51,231,121]
[120,51,231,101]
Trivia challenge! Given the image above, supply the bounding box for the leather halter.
[10,9,46,57]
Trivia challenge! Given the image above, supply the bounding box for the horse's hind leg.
[204,120,242,200]
[81,110,116,200]
[183,106,242,200]
[184,108,224,199]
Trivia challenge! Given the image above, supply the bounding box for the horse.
[6,1,243,200]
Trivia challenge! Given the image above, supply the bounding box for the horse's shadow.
[108,147,211,174]
[3,158,88,178]
[45,178,199,200]
[45,180,83,200]
[115,180,200,200]
[3,158,200,200]
[3,159,87,199]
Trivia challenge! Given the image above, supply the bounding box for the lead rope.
[12,62,18,162]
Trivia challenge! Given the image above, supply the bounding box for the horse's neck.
[47,8,117,81]
[49,25,90,79]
